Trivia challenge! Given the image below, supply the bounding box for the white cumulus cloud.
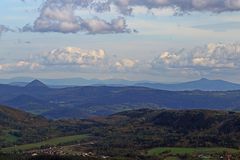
[0,61,41,72]
[114,58,138,71]
[39,47,106,67]
[152,43,240,72]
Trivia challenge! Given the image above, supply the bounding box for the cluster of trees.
[79,109,240,159]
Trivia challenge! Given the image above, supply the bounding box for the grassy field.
[1,134,88,153]
[0,130,19,143]
[148,147,240,156]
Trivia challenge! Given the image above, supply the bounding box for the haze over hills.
[1,77,240,91]
[135,78,240,91]
[0,77,143,87]
[1,79,240,119]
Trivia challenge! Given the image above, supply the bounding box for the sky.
[0,0,240,83]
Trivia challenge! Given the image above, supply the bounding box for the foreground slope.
[1,106,240,159]
[0,105,92,148]
[0,105,51,147]
[0,104,50,130]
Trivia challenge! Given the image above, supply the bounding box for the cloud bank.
[152,43,240,73]
[111,0,240,15]
[1,43,240,78]
[0,61,41,72]
[38,47,139,72]
[20,0,240,34]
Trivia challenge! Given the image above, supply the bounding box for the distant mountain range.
[1,77,240,91]
[0,77,144,87]
[135,78,240,91]
[1,79,240,119]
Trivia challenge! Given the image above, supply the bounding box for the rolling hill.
[1,80,240,119]
[92,109,240,150]
[0,105,94,148]
[0,104,48,129]
[0,104,51,147]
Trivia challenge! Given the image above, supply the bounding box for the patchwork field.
[1,134,88,153]
[148,147,240,156]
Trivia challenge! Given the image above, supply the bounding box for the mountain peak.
[25,79,48,88]
[199,78,209,81]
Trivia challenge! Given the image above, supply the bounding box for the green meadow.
[1,134,88,153]
[148,147,240,156]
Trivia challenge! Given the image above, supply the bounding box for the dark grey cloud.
[22,0,240,14]
[110,0,240,15]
